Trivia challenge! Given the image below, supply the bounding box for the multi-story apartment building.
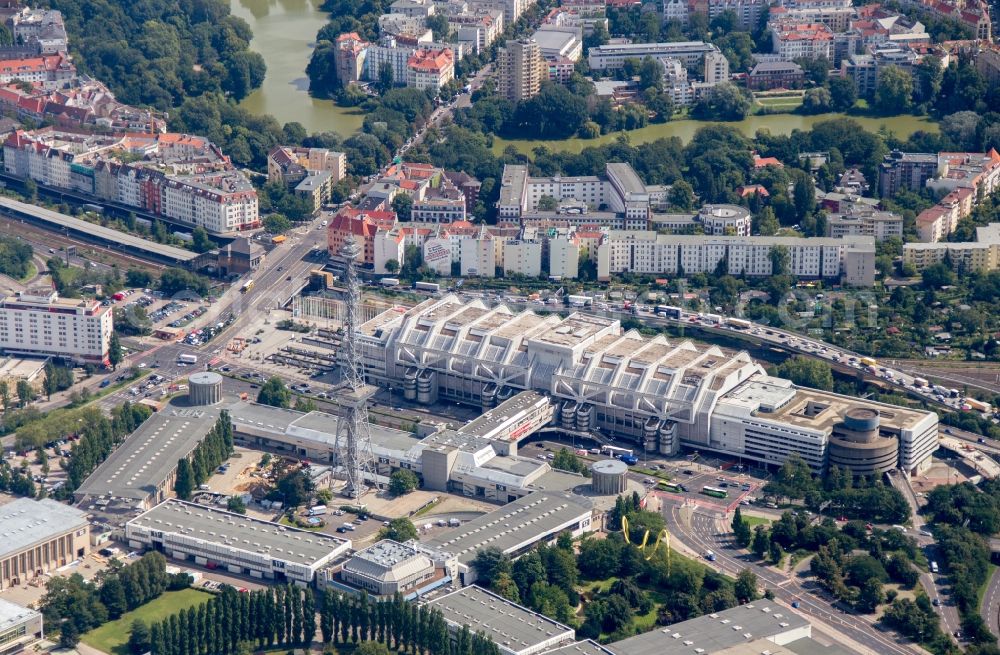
[891,150,1000,242]
[548,236,580,278]
[497,38,545,101]
[468,0,535,25]
[334,32,369,87]
[460,227,496,275]
[390,0,437,17]
[826,208,903,241]
[327,208,398,266]
[267,146,346,185]
[707,0,769,29]
[365,36,427,85]
[406,48,455,90]
[597,232,876,285]
[9,7,67,54]
[451,10,504,53]
[0,288,113,365]
[371,161,469,223]
[770,21,834,59]
[503,240,543,276]
[5,128,258,234]
[0,52,73,88]
[878,150,938,196]
[663,0,766,29]
[904,223,1000,272]
[897,0,990,40]
[770,3,854,30]
[587,40,717,70]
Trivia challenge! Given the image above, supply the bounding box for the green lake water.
[228,0,938,148]
[229,0,365,135]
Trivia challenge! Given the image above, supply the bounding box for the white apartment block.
[375,229,406,274]
[503,240,543,276]
[548,237,580,278]
[498,163,658,222]
[597,232,876,285]
[452,11,504,53]
[460,232,496,276]
[904,223,1000,273]
[770,22,834,60]
[0,289,113,365]
[827,210,903,241]
[365,38,424,84]
[588,41,718,70]
[708,0,769,29]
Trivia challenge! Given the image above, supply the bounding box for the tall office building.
[497,38,544,101]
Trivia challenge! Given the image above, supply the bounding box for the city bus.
[658,482,682,493]
[241,279,255,294]
[702,486,729,499]
[601,445,633,458]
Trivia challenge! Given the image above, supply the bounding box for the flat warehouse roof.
[0,598,41,633]
[458,391,549,439]
[76,406,220,501]
[429,586,574,652]
[425,491,592,562]
[0,498,89,559]
[543,641,616,655]
[608,603,810,655]
[128,499,349,567]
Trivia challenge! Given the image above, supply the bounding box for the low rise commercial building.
[532,27,583,62]
[0,288,112,365]
[0,599,43,655]
[125,499,351,585]
[0,498,89,591]
[75,404,222,512]
[609,603,812,655]
[429,586,576,655]
[338,539,436,595]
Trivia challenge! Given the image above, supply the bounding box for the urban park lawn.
[82,588,212,655]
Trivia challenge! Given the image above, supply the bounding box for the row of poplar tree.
[148,585,501,655]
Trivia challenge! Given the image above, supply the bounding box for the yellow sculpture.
[621,515,671,572]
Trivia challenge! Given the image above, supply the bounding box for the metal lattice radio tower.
[334,235,379,499]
